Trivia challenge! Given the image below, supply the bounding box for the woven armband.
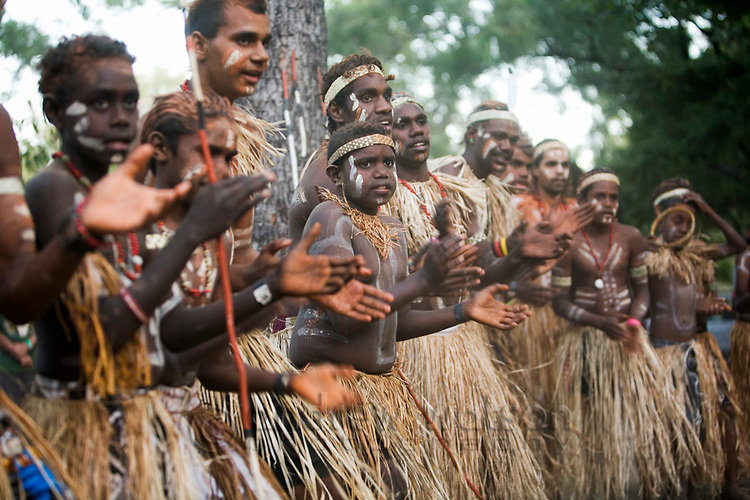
[551,275,571,288]
[466,232,487,245]
[629,265,647,279]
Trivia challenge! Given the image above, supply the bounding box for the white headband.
[533,140,569,162]
[391,95,423,111]
[653,188,691,208]
[576,172,620,195]
[466,109,519,127]
[328,134,395,164]
[323,64,385,106]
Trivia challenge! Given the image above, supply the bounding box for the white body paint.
[349,93,359,111]
[355,174,363,194]
[358,109,367,122]
[65,101,87,116]
[13,204,31,218]
[223,50,242,70]
[110,153,124,164]
[77,135,105,152]
[73,116,89,136]
[21,228,35,243]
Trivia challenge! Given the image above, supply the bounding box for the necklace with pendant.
[582,225,614,290]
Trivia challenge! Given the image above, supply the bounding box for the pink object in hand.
[625,318,642,328]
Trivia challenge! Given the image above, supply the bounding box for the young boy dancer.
[290,120,528,499]
[551,168,695,499]
[23,34,275,498]
[647,178,747,498]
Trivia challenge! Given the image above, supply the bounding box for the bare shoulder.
[25,165,82,245]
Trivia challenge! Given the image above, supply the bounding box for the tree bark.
[243,0,327,248]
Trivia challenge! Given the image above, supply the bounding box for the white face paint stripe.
[21,228,35,242]
[349,93,359,111]
[355,173,363,195]
[224,50,242,70]
[358,109,367,121]
[77,135,105,152]
[73,116,89,135]
[65,101,87,116]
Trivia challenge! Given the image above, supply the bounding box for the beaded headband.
[653,188,691,208]
[323,64,385,106]
[532,140,569,162]
[576,172,620,195]
[328,134,395,164]
[466,109,519,127]
[391,95,423,111]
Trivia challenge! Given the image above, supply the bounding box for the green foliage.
[15,102,57,182]
[0,18,49,69]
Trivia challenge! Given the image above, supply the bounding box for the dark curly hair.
[327,121,390,166]
[322,53,393,133]
[185,0,268,38]
[38,34,134,107]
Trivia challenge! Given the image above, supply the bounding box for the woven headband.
[323,65,385,106]
[466,109,518,127]
[576,172,620,195]
[391,95,423,111]
[328,134,395,164]
[653,188,691,208]
[532,140,569,162]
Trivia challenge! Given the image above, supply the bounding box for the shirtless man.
[496,130,532,193]
[551,168,693,499]
[289,121,524,498]
[731,242,750,465]
[647,178,747,499]
[289,53,393,243]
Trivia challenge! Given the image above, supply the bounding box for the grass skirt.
[23,387,206,499]
[730,321,750,452]
[553,324,698,499]
[200,330,384,499]
[399,320,546,499]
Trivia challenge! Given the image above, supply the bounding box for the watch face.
[253,282,273,305]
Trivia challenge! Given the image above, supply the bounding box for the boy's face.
[392,103,430,165]
[161,116,236,190]
[584,181,619,226]
[330,144,397,215]
[466,118,520,178]
[334,74,393,133]
[659,204,695,245]
[57,57,138,167]
[533,148,570,195]
[500,146,531,192]
[199,4,271,101]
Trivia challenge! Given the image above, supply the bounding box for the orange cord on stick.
[397,368,482,499]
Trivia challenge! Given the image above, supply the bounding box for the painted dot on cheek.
[65,101,87,117]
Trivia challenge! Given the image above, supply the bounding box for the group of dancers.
[0,0,748,498]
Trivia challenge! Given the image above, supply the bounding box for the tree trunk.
[244,0,327,248]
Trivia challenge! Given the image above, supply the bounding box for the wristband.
[119,288,149,324]
[492,237,508,258]
[252,279,275,306]
[453,303,466,323]
[272,373,293,394]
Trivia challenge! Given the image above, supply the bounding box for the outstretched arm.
[683,192,746,259]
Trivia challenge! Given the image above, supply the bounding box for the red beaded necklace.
[398,172,446,224]
[52,151,92,189]
[157,221,213,297]
[582,224,614,289]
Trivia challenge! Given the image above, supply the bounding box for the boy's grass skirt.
[399,320,546,499]
[553,324,699,499]
[158,382,288,500]
[23,378,207,499]
[200,329,385,499]
[657,331,746,495]
[0,388,81,499]
[730,320,750,453]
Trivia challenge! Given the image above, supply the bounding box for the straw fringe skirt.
[400,320,546,499]
[23,390,207,499]
[552,324,698,499]
[730,321,750,449]
[200,330,384,499]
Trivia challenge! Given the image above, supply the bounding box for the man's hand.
[270,223,365,296]
[681,191,709,212]
[420,233,465,287]
[599,314,629,341]
[234,238,290,288]
[290,364,363,411]
[462,283,530,329]
[548,202,596,235]
[514,222,571,260]
[515,277,555,307]
[311,280,393,322]
[696,296,731,316]
[82,144,192,234]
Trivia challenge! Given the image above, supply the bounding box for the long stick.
[281,66,299,187]
[290,49,308,158]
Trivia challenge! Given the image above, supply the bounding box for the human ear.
[42,94,63,129]
[464,126,477,145]
[191,31,209,61]
[147,131,170,163]
[326,164,342,185]
[328,101,346,127]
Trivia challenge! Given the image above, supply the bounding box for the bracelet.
[74,197,106,249]
[272,373,293,394]
[492,237,508,258]
[119,288,149,324]
[453,303,466,323]
[253,279,275,306]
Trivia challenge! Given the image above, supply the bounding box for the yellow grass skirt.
[730,321,750,451]
[399,320,546,499]
[200,330,384,499]
[553,324,698,499]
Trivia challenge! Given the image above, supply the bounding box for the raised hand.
[462,283,530,329]
[681,191,709,212]
[234,238,291,288]
[82,144,193,234]
[290,363,363,411]
[696,295,731,316]
[270,223,364,296]
[311,280,393,322]
[517,222,569,260]
[421,233,465,286]
[548,202,596,236]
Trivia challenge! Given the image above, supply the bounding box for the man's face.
[534,148,570,196]
[331,145,397,215]
[584,181,619,226]
[467,118,520,178]
[199,4,271,101]
[500,146,531,192]
[336,74,393,133]
[57,57,139,168]
[659,204,695,246]
[392,103,430,165]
